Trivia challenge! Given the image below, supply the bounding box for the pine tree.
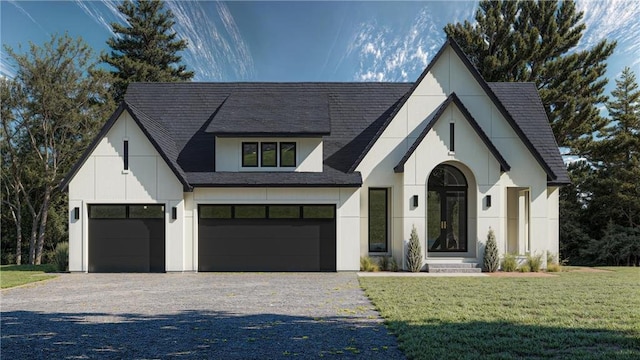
[102,0,194,102]
[406,226,423,272]
[483,228,499,272]
[592,68,640,228]
[444,0,615,155]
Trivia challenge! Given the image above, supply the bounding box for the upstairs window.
[242,142,258,167]
[280,142,296,167]
[261,142,277,167]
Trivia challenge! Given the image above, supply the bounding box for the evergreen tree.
[483,228,499,272]
[444,0,615,155]
[592,68,640,228]
[406,226,423,272]
[102,0,194,102]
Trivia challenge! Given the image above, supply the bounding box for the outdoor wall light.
[171,207,177,220]
[486,195,492,208]
[73,207,80,220]
[412,195,419,208]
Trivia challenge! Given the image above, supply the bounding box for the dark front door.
[198,205,336,272]
[427,165,468,252]
[88,205,165,272]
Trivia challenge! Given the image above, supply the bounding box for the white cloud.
[576,0,640,58]
[347,6,443,82]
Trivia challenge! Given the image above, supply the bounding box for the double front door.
[427,165,468,252]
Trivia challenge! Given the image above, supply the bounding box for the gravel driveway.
[1,273,404,359]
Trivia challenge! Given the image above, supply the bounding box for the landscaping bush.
[406,226,422,272]
[389,257,399,272]
[546,252,562,272]
[360,256,379,272]
[526,252,543,272]
[483,228,499,272]
[518,264,531,273]
[378,256,390,271]
[501,253,518,272]
[54,242,69,272]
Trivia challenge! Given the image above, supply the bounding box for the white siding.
[68,111,184,272]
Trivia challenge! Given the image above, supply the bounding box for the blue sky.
[1,0,639,92]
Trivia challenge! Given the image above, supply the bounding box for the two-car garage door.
[198,204,336,272]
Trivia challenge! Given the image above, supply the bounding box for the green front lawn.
[0,264,57,289]
[360,268,640,360]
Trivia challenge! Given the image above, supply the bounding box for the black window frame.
[242,142,258,167]
[279,142,297,167]
[261,142,277,167]
[449,123,455,152]
[368,188,389,253]
[123,139,129,170]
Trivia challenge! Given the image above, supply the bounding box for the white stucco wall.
[188,187,361,271]
[68,111,184,272]
[215,137,323,172]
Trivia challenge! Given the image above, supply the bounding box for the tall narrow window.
[123,140,129,170]
[368,188,388,253]
[449,123,455,152]
[261,142,277,167]
[242,142,258,167]
[280,142,296,167]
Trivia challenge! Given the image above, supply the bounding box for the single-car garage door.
[198,205,336,272]
[88,204,165,273]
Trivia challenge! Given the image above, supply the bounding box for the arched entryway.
[427,164,468,252]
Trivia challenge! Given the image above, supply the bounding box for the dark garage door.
[198,205,336,272]
[88,204,165,273]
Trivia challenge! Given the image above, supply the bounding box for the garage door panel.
[89,206,165,273]
[198,205,336,272]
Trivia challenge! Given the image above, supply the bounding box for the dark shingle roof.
[394,93,510,173]
[488,83,570,185]
[206,87,331,136]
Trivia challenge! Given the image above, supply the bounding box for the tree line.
[2,0,638,266]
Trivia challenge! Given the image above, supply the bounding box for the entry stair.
[426,262,482,273]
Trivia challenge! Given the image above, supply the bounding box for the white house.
[63,38,569,273]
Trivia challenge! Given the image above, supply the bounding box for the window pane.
[235,205,266,219]
[261,142,277,167]
[303,205,334,219]
[129,205,164,219]
[427,191,441,250]
[89,205,126,219]
[242,142,258,167]
[280,142,296,167]
[269,205,300,219]
[368,189,388,252]
[200,205,232,219]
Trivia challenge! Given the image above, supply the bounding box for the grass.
[360,267,640,360]
[0,264,58,289]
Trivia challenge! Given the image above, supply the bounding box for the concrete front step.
[426,263,482,273]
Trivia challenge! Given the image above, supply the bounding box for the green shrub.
[54,242,69,272]
[501,253,518,272]
[518,264,531,273]
[378,256,390,271]
[546,263,562,272]
[483,228,499,272]
[389,257,399,272]
[406,226,422,272]
[526,252,543,272]
[360,256,379,272]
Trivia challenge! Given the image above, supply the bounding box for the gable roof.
[60,102,191,191]
[206,87,331,136]
[394,93,511,173]
[64,39,569,190]
[488,83,570,185]
[350,36,567,184]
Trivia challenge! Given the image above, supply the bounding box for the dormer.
[207,87,329,173]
